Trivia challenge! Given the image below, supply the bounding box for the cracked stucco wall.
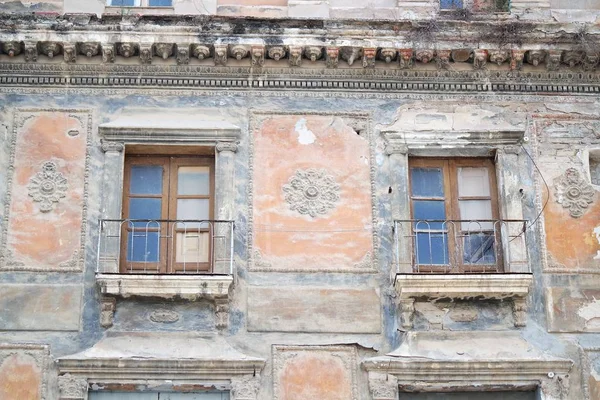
[0,94,599,399]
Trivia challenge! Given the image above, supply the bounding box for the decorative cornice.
[3,62,600,94]
[0,16,599,74]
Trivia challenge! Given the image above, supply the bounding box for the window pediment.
[57,332,265,399]
[364,331,572,400]
[99,109,240,145]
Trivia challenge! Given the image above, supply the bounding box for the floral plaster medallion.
[282,168,341,218]
[28,161,68,212]
[554,168,596,218]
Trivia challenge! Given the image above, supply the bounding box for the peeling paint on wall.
[294,118,316,145]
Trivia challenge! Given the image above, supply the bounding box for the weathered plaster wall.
[0,92,599,399]
[14,0,595,20]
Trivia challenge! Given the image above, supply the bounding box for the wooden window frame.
[121,155,215,274]
[408,157,502,273]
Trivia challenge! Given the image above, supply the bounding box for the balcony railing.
[97,219,234,275]
[393,219,530,274]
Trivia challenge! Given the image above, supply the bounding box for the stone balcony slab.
[395,273,533,300]
[96,273,233,300]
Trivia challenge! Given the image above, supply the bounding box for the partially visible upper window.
[440,0,509,12]
[409,158,501,273]
[108,0,173,6]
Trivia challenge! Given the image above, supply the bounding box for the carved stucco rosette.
[282,168,340,218]
[27,161,68,212]
[554,168,596,218]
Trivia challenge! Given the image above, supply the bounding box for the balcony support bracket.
[395,273,533,329]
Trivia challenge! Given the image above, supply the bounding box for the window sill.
[96,273,233,300]
[394,273,532,300]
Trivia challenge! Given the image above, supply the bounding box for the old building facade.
[0,0,600,399]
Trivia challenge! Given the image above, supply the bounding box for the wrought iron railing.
[393,219,530,274]
[97,219,234,275]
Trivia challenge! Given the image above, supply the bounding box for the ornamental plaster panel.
[272,345,358,400]
[0,109,91,272]
[554,168,596,218]
[248,111,377,273]
[531,116,600,274]
[0,344,50,400]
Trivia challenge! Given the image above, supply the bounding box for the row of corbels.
[0,41,598,71]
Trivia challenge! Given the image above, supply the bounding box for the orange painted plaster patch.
[544,187,600,270]
[253,115,373,270]
[7,112,87,267]
[0,354,41,400]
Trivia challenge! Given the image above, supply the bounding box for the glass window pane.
[178,166,210,195]
[463,233,497,265]
[126,231,160,262]
[458,167,490,197]
[129,198,162,226]
[413,200,446,229]
[458,200,493,230]
[411,168,444,197]
[177,199,209,229]
[149,0,172,5]
[130,165,163,195]
[416,232,449,265]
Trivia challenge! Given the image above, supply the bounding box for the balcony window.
[120,156,214,274]
[407,158,504,273]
